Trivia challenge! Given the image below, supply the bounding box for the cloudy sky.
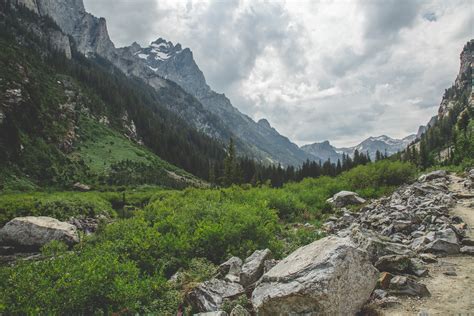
[84,0,473,147]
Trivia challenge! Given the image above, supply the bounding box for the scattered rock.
[422,228,460,255]
[72,182,91,191]
[388,275,430,297]
[375,255,414,274]
[418,170,447,182]
[351,227,414,263]
[239,249,272,287]
[461,238,474,246]
[327,191,366,207]
[251,236,378,315]
[218,256,242,283]
[0,216,79,250]
[186,279,244,312]
[460,246,474,255]
[419,253,437,263]
[378,272,393,289]
[443,266,457,276]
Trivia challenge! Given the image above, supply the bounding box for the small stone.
[375,255,414,274]
[388,275,430,297]
[240,249,272,287]
[373,289,387,299]
[461,238,474,246]
[419,253,437,263]
[460,246,474,255]
[378,272,393,289]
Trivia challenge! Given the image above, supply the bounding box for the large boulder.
[240,249,272,287]
[251,236,378,315]
[418,170,447,182]
[0,216,79,250]
[186,279,244,312]
[327,191,366,208]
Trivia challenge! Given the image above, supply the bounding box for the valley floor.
[377,175,474,315]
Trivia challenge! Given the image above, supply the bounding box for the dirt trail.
[379,174,474,316]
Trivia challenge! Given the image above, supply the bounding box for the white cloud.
[84,0,473,147]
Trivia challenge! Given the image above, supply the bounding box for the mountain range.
[13,0,316,166]
[5,0,444,184]
[302,135,417,162]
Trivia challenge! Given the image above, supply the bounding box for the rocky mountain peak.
[257,118,271,129]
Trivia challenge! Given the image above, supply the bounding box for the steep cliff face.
[15,0,115,58]
[438,40,473,118]
[408,40,473,164]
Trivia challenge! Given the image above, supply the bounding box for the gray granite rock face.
[251,236,378,315]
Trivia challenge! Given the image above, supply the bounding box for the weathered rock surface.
[239,249,272,287]
[388,275,430,297]
[229,305,250,316]
[375,255,415,274]
[418,170,447,182]
[422,228,460,254]
[251,236,378,315]
[0,216,79,250]
[327,190,366,207]
[186,279,244,312]
[218,256,242,283]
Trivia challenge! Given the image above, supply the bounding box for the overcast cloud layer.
[84,0,473,147]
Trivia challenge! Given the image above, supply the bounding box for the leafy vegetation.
[0,160,416,314]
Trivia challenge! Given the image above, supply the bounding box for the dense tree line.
[214,139,374,187]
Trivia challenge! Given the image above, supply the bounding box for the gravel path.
[379,174,474,315]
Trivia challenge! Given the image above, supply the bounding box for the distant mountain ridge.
[302,134,416,162]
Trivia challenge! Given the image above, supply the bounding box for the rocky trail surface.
[377,174,474,315]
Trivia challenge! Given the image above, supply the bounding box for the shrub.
[0,244,176,314]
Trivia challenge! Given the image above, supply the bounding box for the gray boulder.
[422,228,460,254]
[0,216,79,250]
[194,312,228,316]
[72,182,91,191]
[251,236,378,315]
[187,279,244,312]
[327,191,366,207]
[388,275,430,297]
[218,256,242,283]
[240,249,272,287]
[418,170,447,182]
